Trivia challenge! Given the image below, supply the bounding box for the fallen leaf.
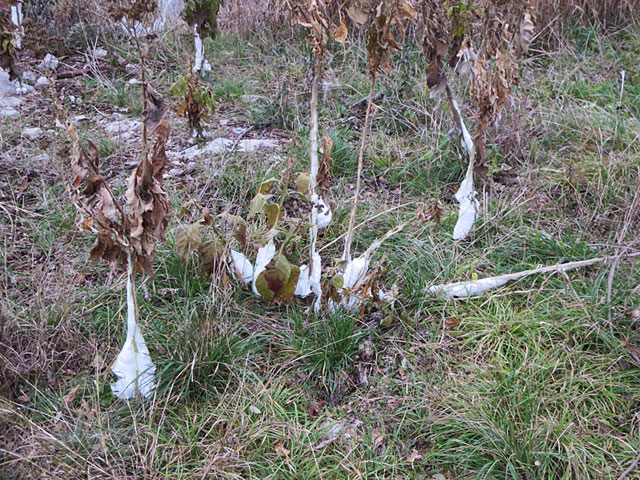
[62,385,81,406]
[275,442,290,457]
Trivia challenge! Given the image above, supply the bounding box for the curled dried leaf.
[68,123,128,270]
[125,91,171,274]
[175,223,202,260]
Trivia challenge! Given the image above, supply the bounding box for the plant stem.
[343,76,376,263]
[308,56,322,275]
[125,249,140,385]
[426,251,640,297]
[130,23,148,161]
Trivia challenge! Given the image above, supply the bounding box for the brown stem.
[129,22,148,161]
[343,75,376,263]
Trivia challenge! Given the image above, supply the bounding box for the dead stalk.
[308,57,322,274]
[343,76,376,263]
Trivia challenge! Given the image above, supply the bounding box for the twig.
[229,126,254,153]
[343,76,376,263]
[607,187,640,324]
[618,451,640,480]
[427,252,640,298]
[317,201,415,254]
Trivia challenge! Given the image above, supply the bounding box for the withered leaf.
[125,90,171,274]
[248,193,272,220]
[264,204,282,229]
[330,19,348,44]
[255,253,300,304]
[68,123,127,270]
[175,223,202,260]
[295,172,310,199]
[347,4,368,26]
[199,237,225,275]
[222,213,248,246]
[89,229,127,270]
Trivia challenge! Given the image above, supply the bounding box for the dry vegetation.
[1,0,640,478]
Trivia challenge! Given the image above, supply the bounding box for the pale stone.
[22,71,36,83]
[22,127,44,140]
[104,119,142,141]
[39,54,59,71]
[0,96,22,108]
[0,107,18,119]
[32,153,52,162]
[35,76,50,88]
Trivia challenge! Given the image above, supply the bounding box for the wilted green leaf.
[199,237,225,274]
[295,172,310,199]
[222,213,248,246]
[255,271,275,302]
[277,264,300,304]
[255,253,300,304]
[259,177,278,194]
[175,223,202,260]
[265,253,291,293]
[331,274,344,290]
[264,204,282,228]
[248,193,272,219]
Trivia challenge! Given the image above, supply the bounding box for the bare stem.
[129,23,148,161]
[308,57,322,274]
[343,75,376,263]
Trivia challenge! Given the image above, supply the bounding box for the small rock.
[69,95,76,103]
[22,71,36,83]
[90,47,108,58]
[248,406,261,415]
[35,76,51,88]
[110,113,127,120]
[22,127,44,140]
[38,54,59,71]
[127,78,141,85]
[238,139,280,152]
[32,153,52,162]
[15,84,35,95]
[125,64,140,76]
[0,107,18,119]
[240,94,267,103]
[0,96,22,108]
[104,119,142,141]
[219,119,229,126]
[72,115,89,123]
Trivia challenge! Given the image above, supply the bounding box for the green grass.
[2,17,640,480]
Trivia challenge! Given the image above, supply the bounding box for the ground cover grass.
[1,19,639,480]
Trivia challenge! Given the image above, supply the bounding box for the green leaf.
[175,223,202,260]
[331,274,344,290]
